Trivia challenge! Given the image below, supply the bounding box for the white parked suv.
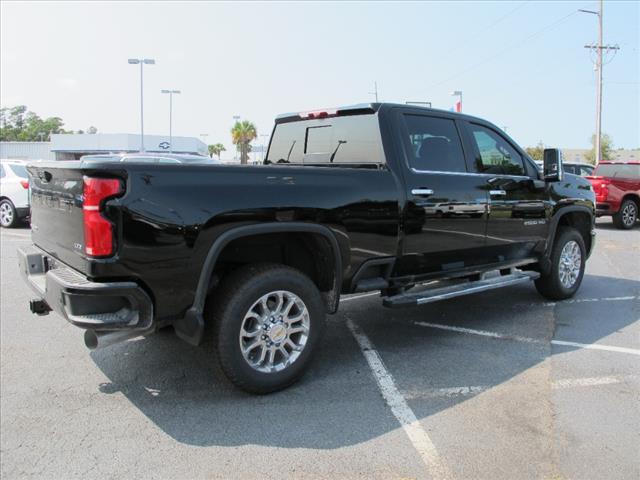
[0,160,30,228]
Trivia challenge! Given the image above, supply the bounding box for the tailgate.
[28,163,91,274]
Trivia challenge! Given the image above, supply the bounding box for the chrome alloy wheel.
[0,202,14,227]
[238,290,310,373]
[559,240,582,289]
[622,202,637,227]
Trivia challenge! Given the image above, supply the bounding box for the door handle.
[411,188,434,197]
[489,189,507,196]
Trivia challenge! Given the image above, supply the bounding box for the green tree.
[525,141,545,161]
[0,105,74,141]
[208,143,226,160]
[231,120,257,164]
[585,133,613,165]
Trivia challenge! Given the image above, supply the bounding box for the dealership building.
[0,133,208,161]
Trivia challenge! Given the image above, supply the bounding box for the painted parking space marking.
[0,231,31,239]
[415,321,640,356]
[540,295,639,307]
[347,318,451,480]
[403,376,629,400]
[550,339,640,356]
[550,375,625,389]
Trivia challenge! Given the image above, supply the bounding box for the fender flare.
[174,222,343,345]
[540,205,595,274]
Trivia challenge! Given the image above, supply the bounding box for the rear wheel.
[206,263,326,394]
[0,199,18,228]
[612,199,637,229]
[535,227,585,300]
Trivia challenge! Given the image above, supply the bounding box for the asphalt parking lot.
[1,219,638,480]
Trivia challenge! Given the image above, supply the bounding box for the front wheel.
[535,227,586,300]
[612,199,638,229]
[207,263,326,394]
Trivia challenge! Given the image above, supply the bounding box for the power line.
[428,9,580,89]
[436,0,531,61]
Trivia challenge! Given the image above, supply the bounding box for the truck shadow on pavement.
[90,273,639,449]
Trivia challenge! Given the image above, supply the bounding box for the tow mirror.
[543,148,563,182]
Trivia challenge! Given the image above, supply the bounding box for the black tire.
[0,199,18,228]
[612,199,638,230]
[535,227,586,300]
[206,263,326,394]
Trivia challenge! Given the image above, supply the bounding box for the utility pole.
[369,81,379,102]
[580,1,619,164]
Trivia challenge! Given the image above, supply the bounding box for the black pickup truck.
[19,103,595,393]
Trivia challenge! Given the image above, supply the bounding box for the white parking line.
[0,231,30,239]
[551,376,623,389]
[346,318,451,480]
[541,296,638,307]
[415,321,640,356]
[550,339,640,356]
[404,376,627,400]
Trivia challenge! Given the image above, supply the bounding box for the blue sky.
[1,1,638,158]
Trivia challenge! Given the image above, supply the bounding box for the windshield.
[594,163,640,179]
[266,114,384,165]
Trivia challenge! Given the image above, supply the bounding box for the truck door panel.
[464,122,549,254]
[393,113,489,276]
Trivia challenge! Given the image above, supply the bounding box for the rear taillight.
[20,180,29,189]
[595,180,609,200]
[83,176,123,257]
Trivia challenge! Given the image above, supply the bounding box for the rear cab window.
[266,113,385,165]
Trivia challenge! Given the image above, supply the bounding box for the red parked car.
[587,162,640,229]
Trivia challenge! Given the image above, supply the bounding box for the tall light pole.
[161,89,181,153]
[128,58,155,152]
[450,90,463,112]
[369,81,379,102]
[580,1,619,165]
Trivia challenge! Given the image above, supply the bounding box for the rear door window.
[468,124,525,176]
[593,163,640,179]
[402,114,467,173]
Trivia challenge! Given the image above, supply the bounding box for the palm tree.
[231,120,257,164]
[208,143,226,160]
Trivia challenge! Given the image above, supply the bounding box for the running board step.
[382,270,540,308]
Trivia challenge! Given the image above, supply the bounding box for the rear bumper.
[596,202,617,216]
[15,207,30,219]
[18,245,153,332]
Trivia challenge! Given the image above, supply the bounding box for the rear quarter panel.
[94,163,402,321]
